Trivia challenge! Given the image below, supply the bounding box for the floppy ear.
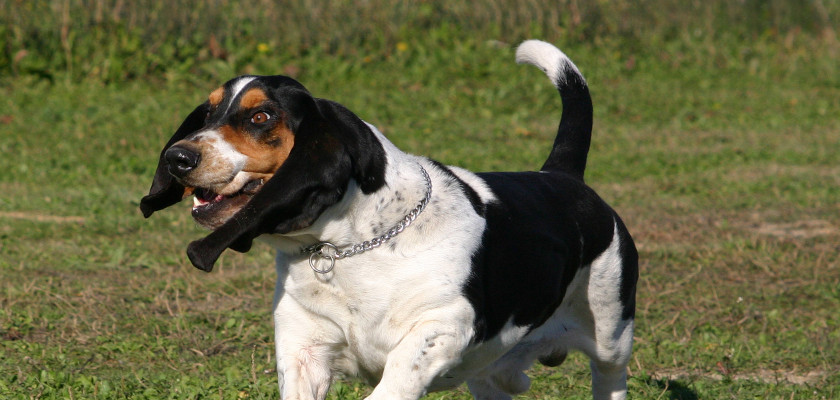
[139,103,210,218]
[185,94,387,272]
[313,98,389,194]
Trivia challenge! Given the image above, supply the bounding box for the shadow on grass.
[648,378,699,400]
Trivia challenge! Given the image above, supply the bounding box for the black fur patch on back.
[463,171,626,342]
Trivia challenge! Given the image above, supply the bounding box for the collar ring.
[308,242,338,274]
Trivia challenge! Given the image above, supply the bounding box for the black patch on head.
[211,76,306,140]
[182,77,387,271]
[463,171,634,342]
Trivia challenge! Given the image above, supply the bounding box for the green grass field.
[2,1,839,399]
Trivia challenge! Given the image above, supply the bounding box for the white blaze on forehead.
[224,76,257,114]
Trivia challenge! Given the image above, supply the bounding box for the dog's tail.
[516,40,592,181]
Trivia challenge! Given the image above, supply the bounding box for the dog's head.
[140,75,387,271]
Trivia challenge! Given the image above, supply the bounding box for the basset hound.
[140,40,638,400]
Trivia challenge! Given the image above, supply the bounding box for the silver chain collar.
[302,165,432,274]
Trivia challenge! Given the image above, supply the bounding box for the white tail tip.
[515,40,581,86]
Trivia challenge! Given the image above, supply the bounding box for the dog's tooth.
[193,196,209,208]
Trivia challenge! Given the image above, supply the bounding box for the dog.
[140,40,638,400]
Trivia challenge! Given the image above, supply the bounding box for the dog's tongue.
[193,191,224,208]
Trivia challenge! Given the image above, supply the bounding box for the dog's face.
[140,75,387,271]
[164,76,298,229]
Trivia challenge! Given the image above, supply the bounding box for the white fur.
[225,76,257,114]
[187,130,248,193]
[261,122,632,399]
[248,41,632,400]
[268,124,486,399]
[515,39,583,86]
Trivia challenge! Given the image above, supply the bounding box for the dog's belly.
[426,321,533,391]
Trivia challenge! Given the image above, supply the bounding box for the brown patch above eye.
[208,86,225,107]
[218,123,296,175]
[239,88,269,110]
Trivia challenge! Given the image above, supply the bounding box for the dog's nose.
[165,146,201,178]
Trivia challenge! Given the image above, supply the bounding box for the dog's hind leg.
[465,347,532,399]
[584,299,634,400]
[466,377,513,400]
[585,316,633,400]
[583,224,636,400]
[590,355,630,400]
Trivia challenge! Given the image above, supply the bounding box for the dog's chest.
[278,241,481,375]
[283,253,464,341]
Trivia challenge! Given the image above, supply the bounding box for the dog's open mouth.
[191,178,264,228]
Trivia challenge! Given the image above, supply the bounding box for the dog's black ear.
[139,103,209,218]
[311,98,389,195]
[185,93,387,272]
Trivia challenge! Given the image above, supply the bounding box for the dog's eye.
[250,112,271,124]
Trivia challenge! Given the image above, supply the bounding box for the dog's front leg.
[365,320,470,400]
[271,253,337,400]
[275,344,332,400]
[273,277,334,399]
[273,300,334,400]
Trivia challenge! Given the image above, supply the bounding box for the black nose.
[164,146,201,178]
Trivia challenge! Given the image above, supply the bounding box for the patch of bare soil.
[752,219,838,239]
[651,368,831,385]
[0,211,85,223]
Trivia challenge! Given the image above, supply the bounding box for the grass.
[2,1,840,399]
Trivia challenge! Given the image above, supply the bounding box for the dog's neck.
[301,163,431,273]
[259,124,433,260]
